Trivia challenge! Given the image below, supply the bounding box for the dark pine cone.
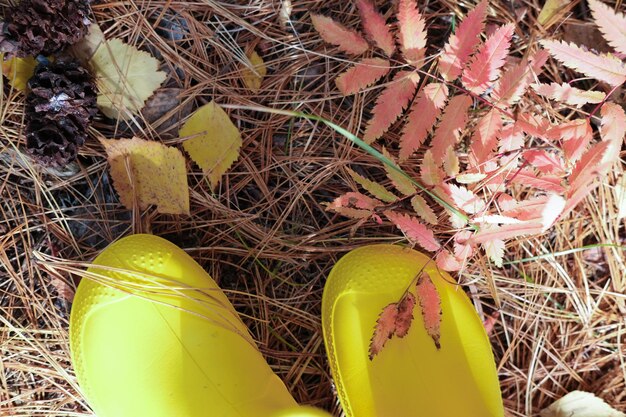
[0,0,91,58]
[25,59,97,167]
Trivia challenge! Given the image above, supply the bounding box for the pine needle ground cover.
[0,0,625,416]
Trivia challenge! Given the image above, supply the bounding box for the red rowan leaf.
[311,14,369,55]
[415,272,442,349]
[448,184,486,214]
[483,311,499,335]
[363,71,420,143]
[436,249,464,271]
[399,83,449,161]
[540,40,626,87]
[328,191,383,210]
[532,82,606,107]
[600,102,626,147]
[430,94,472,161]
[522,150,565,174]
[384,211,441,251]
[509,169,565,193]
[335,58,391,95]
[438,0,489,81]
[547,119,592,162]
[561,182,601,218]
[421,149,444,186]
[397,0,427,63]
[482,235,505,267]
[453,230,475,261]
[369,303,399,359]
[492,50,549,107]
[498,123,525,167]
[462,23,515,95]
[328,206,374,219]
[568,140,611,194]
[50,277,75,302]
[356,0,395,56]
[500,195,561,222]
[411,194,438,225]
[346,167,398,203]
[395,293,417,337]
[517,113,551,139]
[472,222,544,243]
[588,0,626,55]
[469,109,503,166]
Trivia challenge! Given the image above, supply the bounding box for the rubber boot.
[322,244,504,417]
[70,234,330,417]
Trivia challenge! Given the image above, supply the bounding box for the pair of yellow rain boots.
[69,234,503,417]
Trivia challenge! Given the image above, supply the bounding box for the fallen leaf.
[415,272,442,348]
[327,191,383,211]
[335,58,390,96]
[436,249,464,271]
[101,137,189,214]
[90,38,167,120]
[241,49,267,92]
[140,88,192,133]
[311,14,369,55]
[1,54,37,91]
[481,232,505,267]
[410,194,437,225]
[71,22,106,63]
[538,0,572,27]
[50,276,75,302]
[180,101,242,191]
[540,391,625,417]
[346,168,397,203]
[369,303,399,359]
[382,148,416,196]
[614,174,626,219]
[384,210,440,252]
[394,293,417,337]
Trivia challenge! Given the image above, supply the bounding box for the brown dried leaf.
[395,293,416,337]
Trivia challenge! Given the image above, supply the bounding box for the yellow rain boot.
[322,244,504,417]
[69,234,330,417]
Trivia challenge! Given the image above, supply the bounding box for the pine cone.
[0,0,91,58]
[25,59,97,167]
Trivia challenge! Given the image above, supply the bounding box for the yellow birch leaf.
[180,102,242,191]
[242,50,267,92]
[90,38,166,120]
[101,137,189,215]
[1,54,37,91]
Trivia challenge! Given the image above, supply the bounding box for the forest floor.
[1,0,625,416]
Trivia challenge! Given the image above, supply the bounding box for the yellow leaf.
[101,137,189,214]
[1,54,37,91]
[538,0,572,26]
[180,102,242,191]
[90,38,167,120]
[241,50,267,92]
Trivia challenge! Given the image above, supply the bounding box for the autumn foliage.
[314,0,626,271]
